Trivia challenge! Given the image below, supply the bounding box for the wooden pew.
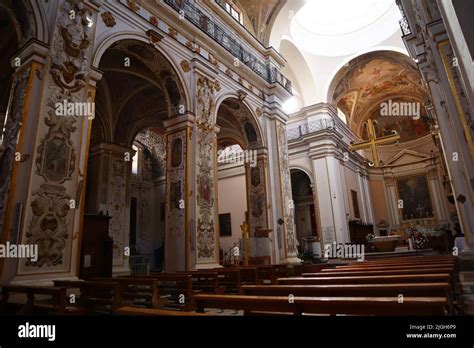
[53,280,121,314]
[272,265,291,282]
[173,271,221,294]
[214,269,241,293]
[277,274,451,285]
[236,266,258,285]
[361,255,456,261]
[256,265,273,284]
[255,265,291,284]
[92,277,160,308]
[337,260,455,268]
[329,264,455,272]
[240,283,450,298]
[193,294,446,315]
[336,258,455,268]
[0,285,68,315]
[130,274,195,311]
[303,268,453,277]
[114,306,208,316]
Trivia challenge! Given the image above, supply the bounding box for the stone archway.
[215,97,270,264]
[290,169,318,250]
[85,39,188,275]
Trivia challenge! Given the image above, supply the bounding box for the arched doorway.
[84,39,186,275]
[290,169,317,252]
[215,98,269,265]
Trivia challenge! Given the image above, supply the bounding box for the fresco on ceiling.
[237,0,285,41]
[361,98,431,142]
[332,52,429,140]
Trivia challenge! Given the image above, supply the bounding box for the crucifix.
[349,119,400,167]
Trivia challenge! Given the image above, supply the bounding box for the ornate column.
[6,0,101,284]
[275,122,299,263]
[246,149,270,263]
[163,113,194,272]
[194,74,221,269]
[0,41,50,282]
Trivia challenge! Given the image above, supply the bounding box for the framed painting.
[396,175,434,220]
[219,213,232,236]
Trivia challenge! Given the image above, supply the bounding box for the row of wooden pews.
[0,256,457,316]
[192,255,457,316]
[0,265,293,315]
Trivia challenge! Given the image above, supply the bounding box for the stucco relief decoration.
[26,185,71,267]
[50,0,93,94]
[0,67,31,234]
[26,0,96,268]
[149,16,159,27]
[109,160,126,262]
[139,188,152,243]
[180,60,191,73]
[135,130,166,177]
[246,161,268,236]
[166,131,186,246]
[277,123,297,255]
[101,12,116,27]
[128,0,140,12]
[195,75,220,259]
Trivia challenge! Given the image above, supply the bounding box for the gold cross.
[349,119,400,167]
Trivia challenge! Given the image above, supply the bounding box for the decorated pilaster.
[275,121,299,263]
[5,0,101,283]
[164,113,194,272]
[194,74,221,269]
[86,142,133,275]
[0,41,50,282]
[246,149,270,263]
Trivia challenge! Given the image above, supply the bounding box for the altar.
[369,235,401,252]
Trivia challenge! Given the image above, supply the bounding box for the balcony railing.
[396,2,412,36]
[164,0,292,93]
[287,119,336,140]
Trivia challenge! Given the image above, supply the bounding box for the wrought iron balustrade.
[164,0,292,93]
[396,2,412,36]
[287,119,336,140]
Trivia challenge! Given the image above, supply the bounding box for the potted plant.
[297,251,314,264]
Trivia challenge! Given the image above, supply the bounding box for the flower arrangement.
[413,232,428,249]
[366,233,375,242]
[297,251,314,264]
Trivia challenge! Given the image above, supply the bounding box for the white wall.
[217,170,247,254]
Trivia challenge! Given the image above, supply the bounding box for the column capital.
[15,39,50,68]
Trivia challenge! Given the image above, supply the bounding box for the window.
[132,145,139,174]
[224,2,243,24]
[337,108,347,124]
